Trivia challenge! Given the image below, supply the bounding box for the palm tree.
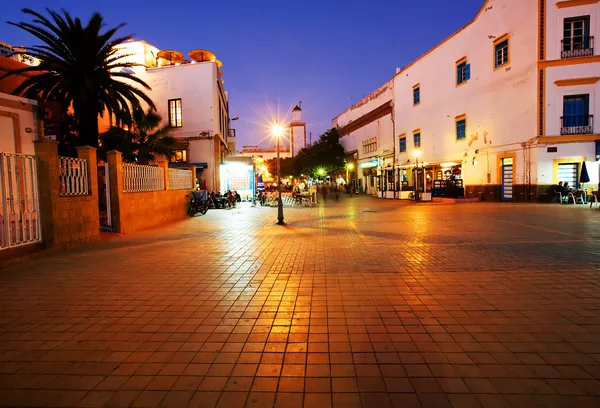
[100,107,177,165]
[0,8,155,147]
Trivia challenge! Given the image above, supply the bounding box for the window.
[562,16,592,58]
[456,117,467,141]
[562,94,592,134]
[494,36,509,69]
[456,59,470,85]
[413,85,420,106]
[558,163,579,189]
[362,137,377,154]
[168,99,182,128]
[413,132,421,148]
[399,136,407,153]
[172,149,187,163]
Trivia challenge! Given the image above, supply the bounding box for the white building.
[289,105,307,157]
[109,40,232,191]
[0,92,39,155]
[332,81,394,197]
[333,0,600,202]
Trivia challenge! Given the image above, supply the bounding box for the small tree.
[1,8,155,147]
[100,107,176,164]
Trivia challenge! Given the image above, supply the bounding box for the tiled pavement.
[1,197,600,408]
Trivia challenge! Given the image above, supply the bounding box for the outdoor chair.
[590,191,600,209]
[571,191,585,204]
[553,190,567,204]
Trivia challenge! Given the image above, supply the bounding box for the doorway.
[98,162,112,231]
[501,157,513,201]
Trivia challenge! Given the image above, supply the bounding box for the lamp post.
[273,123,284,225]
[346,162,354,187]
[414,150,421,202]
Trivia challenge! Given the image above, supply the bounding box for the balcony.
[561,36,594,59]
[561,115,594,135]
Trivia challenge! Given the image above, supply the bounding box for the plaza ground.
[1,197,599,408]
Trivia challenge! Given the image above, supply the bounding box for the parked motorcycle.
[187,191,210,216]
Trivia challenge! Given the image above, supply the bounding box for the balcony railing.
[561,115,594,135]
[561,36,594,59]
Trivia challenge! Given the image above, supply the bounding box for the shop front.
[396,160,464,199]
[359,159,379,195]
[219,159,255,200]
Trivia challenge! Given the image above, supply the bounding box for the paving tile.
[1,198,600,406]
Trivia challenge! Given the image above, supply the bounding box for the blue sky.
[1,0,484,147]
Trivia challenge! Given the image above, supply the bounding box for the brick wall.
[107,151,192,234]
[2,142,101,267]
[34,141,100,250]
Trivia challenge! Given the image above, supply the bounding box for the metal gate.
[0,152,41,249]
[501,157,514,202]
[98,162,112,231]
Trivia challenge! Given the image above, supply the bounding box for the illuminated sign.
[360,160,378,169]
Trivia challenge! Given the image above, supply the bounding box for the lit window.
[168,99,182,128]
[494,37,509,69]
[413,132,421,148]
[399,137,407,153]
[172,149,187,163]
[413,85,420,106]
[456,118,467,141]
[456,59,470,85]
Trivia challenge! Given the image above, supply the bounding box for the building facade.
[332,81,394,197]
[109,40,232,191]
[333,0,600,201]
[289,105,307,157]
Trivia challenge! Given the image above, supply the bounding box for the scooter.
[187,191,210,216]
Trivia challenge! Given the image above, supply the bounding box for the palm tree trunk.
[76,102,99,147]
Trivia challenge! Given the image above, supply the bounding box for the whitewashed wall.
[0,93,38,155]
[392,0,538,186]
[545,64,600,137]
[545,1,599,62]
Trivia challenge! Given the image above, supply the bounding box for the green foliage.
[0,8,155,147]
[265,128,345,177]
[100,107,176,165]
[294,128,346,177]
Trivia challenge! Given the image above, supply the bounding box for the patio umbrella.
[580,161,590,186]
[257,174,264,189]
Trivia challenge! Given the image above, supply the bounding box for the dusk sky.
[1,0,484,148]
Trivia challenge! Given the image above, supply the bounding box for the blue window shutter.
[595,140,600,161]
[465,64,471,80]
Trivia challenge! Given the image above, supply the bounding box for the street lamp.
[273,122,284,225]
[413,150,421,202]
[346,162,354,194]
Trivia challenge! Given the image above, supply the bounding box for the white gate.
[0,153,41,249]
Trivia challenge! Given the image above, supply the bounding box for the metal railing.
[561,115,594,135]
[58,156,89,196]
[0,153,41,250]
[561,36,594,59]
[122,163,165,193]
[168,168,194,190]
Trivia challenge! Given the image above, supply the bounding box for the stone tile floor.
[1,197,600,407]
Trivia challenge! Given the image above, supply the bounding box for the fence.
[168,168,194,190]
[122,163,165,193]
[0,152,41,250]
[59,156,89,196]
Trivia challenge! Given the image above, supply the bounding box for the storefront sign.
[360,160,378,169]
